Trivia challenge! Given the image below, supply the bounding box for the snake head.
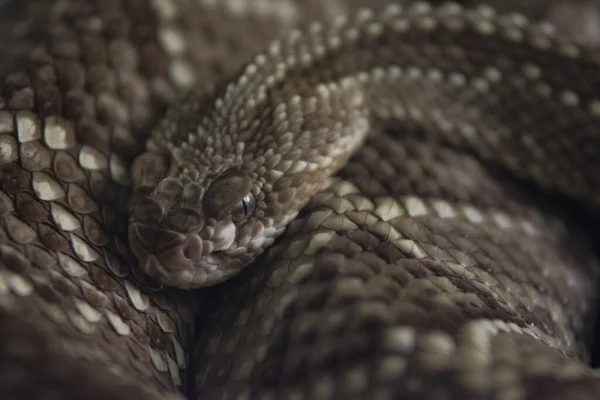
[127,151,273,289]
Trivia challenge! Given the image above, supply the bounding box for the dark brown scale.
[88,264,121,291]
[48,270,78,297]
[76,117,110,148]
[0,243,31,273]
[15,192,48,222]
[35,79,63,116]
[113,293,143,323]
[53,151,86,182]
[24,244,56,269]
[7,87,34,109]
[67,183,98,214]
[52,39,81,60]
[20,141,51,171]
[86,64,116,94]
[37,223,70,251]
[0,164,28,193]
[83,215,110,246]
[4,72,31,92]
[56,60,86,91]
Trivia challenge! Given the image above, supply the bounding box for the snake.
[1,0,600,399]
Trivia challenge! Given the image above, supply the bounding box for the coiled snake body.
[1,1,600,399]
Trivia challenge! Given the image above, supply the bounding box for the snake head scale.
[127,77,367,289]
[128,148,263,289]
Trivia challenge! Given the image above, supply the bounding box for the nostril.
[181,244,193,260]
[179,235,203,261]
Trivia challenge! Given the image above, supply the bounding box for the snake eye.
[231,192,256,224]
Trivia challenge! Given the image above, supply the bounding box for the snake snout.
[146,234,206,278]
[129,220,225,288]
[128,191,245,288]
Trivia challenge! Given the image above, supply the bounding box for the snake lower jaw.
[141,254,233,289]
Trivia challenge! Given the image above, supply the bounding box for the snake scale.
[1,0,600,399]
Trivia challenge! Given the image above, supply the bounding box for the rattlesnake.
[1,1,600,399]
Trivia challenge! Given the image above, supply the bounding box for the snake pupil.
[232,192,256,224]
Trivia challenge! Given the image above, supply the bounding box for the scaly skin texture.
[0,0,310,398]
[131,1,600,290]
[1,1,600,399]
